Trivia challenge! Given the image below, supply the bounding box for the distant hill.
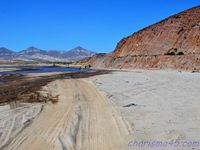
[0,46,96,62]
[18,47,46,55]
[0,47,15,56]
[0,47,16,59]
[62,46,96,61]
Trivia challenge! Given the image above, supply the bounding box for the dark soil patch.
[0,70,111,104]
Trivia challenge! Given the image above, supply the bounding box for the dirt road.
[6,79,131,150]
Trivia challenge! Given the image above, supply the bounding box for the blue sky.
[0,0,199,52]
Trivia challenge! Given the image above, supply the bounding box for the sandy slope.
[6,79,131,150]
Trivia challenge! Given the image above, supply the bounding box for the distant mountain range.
[0,46,96,62]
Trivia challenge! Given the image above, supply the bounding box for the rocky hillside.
[0,48,16,59]
[89,6,200,70]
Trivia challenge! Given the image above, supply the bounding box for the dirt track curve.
[6,79,131,150]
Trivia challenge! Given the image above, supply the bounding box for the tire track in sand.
[6,79,130,150]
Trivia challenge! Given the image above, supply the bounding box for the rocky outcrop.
[90,6,200,70]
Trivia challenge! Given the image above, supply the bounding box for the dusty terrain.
[0,103,43,149]
[88,70,200,149]
[0,70,111,149]
[2,70,199,150]
[5,79,131,150]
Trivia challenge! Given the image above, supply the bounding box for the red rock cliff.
[113,6,200,57]
[89,6,200,70]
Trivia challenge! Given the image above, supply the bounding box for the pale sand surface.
[26,72,67,77]
[0,68,20,72]
[0,103,43,149]
[4,70,200,150]
[88,70,200,149]
[6,79,130,150]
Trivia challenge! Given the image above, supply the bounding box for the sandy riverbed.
[5,79,130,150]
[3,70,200,150]
[88,70,200,149]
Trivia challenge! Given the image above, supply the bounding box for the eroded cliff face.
[90,6,200,70]
[113,6,200,57]
[89,55,200,70]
